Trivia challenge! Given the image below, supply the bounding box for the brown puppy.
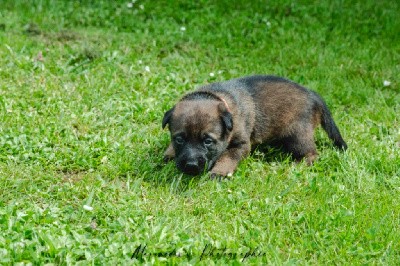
[162,75,347,177]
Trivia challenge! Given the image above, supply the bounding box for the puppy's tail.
[314,94,348,150]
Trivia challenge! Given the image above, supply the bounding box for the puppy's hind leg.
[282,130,318,165]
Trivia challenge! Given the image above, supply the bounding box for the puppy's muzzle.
[178,155,207,176]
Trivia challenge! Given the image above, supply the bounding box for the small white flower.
[180,26,186,31]
[139,4,144,10]
[138,59,143,64]
[209,72,215,77]
[145,66,150,72]
[100,156,108,164]
[383,80,391,87]
[127,2,133,8]
[227,173,233,177]
[83,205,93,211]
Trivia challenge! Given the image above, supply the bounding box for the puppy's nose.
[184,161,200,175]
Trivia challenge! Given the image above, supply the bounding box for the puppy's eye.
[174,136,185,145]
[203,137,214,146]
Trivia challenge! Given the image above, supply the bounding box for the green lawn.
[0,0,399,264]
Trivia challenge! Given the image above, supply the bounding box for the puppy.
[162,75,347,177]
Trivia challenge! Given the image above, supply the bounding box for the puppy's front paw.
[209,170,233,181]
[163,143,175,163]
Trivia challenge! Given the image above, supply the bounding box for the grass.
[0,0,399,264]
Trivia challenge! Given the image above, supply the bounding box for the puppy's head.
[162,97,233,175]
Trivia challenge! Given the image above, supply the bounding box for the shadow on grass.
[251,144,292,164]
[253,136,342,162]
[112,135,342,193]
[128,144,288,192]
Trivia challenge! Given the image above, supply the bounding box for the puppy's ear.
[218,102,233,132]
[221,111,233,131]
[162,107,175,129]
